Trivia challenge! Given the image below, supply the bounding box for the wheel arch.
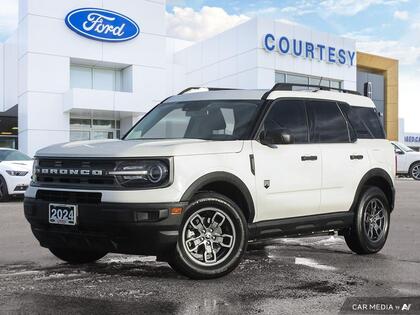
[180,172,255,223]
[408,160,420,174]
[351,168,395,212]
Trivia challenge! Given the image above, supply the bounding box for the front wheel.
[409,162,420,180]
[168,192,248,279]
[0,176,9,202]
[345,186,390,254]
[49,247,107,264]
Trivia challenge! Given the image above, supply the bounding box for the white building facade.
[0,0,357,156]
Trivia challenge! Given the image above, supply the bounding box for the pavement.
[0,179,419,315]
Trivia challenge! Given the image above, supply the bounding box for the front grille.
[36,159,117,188]
[36,190,102,204]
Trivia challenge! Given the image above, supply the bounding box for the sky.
[1,0,419,132]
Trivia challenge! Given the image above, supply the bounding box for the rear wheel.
[49,247,107,264]
[0,176,9,202]
[409,162,420,180]
[345,186,390,254]
[168,192,248,279]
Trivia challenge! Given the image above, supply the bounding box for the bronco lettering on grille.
[36,168,104,176]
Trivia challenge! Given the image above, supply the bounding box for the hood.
[0,160,34,172]
[35,139,244,158]
[406,150,420,157]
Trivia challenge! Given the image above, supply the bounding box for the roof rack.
[261,83,361,99]
[178,87,239,95]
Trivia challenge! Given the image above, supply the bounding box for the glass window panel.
[70,131,90,141]
[345,106,385,139]
[70,118,91,129]
[330,80,341,89]
[70,66,92,89]
[367,73,385,101]
[92,131,114,140]
[93,68,115,91]
[308,101,350,143]
[93,119,115,129]
[0,138,17,149]
[126,101,260,141]
[263,100,309,144]
[286,74,309,85]
[275,72,286,83]
[115,70,122,92]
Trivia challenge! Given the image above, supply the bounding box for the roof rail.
[261,83,361,99]
[178,87,239,95]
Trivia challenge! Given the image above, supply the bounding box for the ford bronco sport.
[24,83,396,279]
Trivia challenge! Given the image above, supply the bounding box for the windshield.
[396,142,414,152]
[125,100,262,141]
[0,150,32,161]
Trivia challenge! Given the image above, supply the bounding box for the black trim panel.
[180,171,255,223]
[249,212,354,239]
[349,168,395,211]
[24,197,188,256]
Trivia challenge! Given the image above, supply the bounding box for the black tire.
[0,176,9,202]
[49,247,107,264]
[168,192,248,279]
[345,186,390,254]
[409,162,420,181]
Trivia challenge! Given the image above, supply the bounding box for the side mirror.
[395,148,404,155]
[260,128,294,146]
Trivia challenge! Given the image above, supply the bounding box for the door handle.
[301,155,318,161]
[350,155,364,160]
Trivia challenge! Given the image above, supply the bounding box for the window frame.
[256,98,310,144]
[343,105,386,139]
[254,97,355,144]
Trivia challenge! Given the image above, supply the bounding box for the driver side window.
[263,99,309,144]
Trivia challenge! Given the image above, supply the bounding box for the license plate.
[49,204,77,226]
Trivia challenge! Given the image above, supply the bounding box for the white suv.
[392,141,420,180]
[24,84,396,279]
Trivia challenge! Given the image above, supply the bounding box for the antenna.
[318,76,323,87]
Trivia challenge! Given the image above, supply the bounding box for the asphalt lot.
[0,179,419,315]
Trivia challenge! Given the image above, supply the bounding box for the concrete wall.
[174,18,357,91]
[0,43,3,111]
[17,0,167,155]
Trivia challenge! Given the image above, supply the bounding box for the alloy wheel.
[412,165,420,180]
[182,207,236,266]
[363,198,387,242]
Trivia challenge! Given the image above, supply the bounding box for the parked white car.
[0,148,33,201]
[392,141,420,180]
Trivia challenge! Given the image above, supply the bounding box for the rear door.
[252,99,322,221]
[307,100,370,213]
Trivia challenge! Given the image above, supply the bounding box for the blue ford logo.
[65,8,140,42]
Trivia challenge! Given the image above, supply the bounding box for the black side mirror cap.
[260,128,294,146]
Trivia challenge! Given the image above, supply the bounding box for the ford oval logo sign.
[65,8,140,42]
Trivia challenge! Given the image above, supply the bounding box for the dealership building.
[0,0,399,156]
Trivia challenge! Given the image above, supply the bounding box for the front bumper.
[4,173,31,195]
[24,197,187,257]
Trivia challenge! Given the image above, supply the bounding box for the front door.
[252,99,322,222]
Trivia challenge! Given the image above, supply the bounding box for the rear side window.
[307,100,350,143]
[346,106,385,139]
[263,99,309,144]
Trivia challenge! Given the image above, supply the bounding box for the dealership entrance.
[0,106,18,149]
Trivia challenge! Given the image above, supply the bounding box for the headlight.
[32,158,39,182]
[6,170,28,176]
[110,160,170,188]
